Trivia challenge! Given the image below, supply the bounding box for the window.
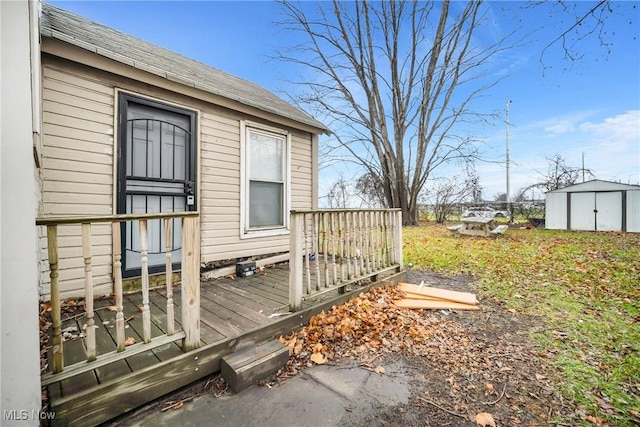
[241,121,290,237]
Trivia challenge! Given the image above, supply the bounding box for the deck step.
[221,340,289,393]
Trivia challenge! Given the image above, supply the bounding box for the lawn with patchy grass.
[403,223,640,425]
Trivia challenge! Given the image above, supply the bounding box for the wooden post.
[345,212,352,280]
[164,218,175,336]
[338,212,345,283]
[395,210,403,269]
[139,220,152,343]
[82,223,96,362]
[181,216,201,351]
[47,225,64,373]
[289,212,304,311]
[111,222,125,352]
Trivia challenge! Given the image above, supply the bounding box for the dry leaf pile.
[279,285,471,371]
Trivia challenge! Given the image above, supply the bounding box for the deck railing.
[289,209,403,311]
[37,212,201,385]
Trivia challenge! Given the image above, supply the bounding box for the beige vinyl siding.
[199,121,314,261]
[39,55,317,298]
[40,61,115,298]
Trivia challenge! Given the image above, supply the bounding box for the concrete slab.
[112,360,410,427]
[362,360,411,405]
[304,362,370,399]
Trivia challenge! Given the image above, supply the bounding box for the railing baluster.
[82,223,96,362]
[304,214,312,295]
[139,219,151,343]
[356,212,364,277]
[322,213,330,289]
[313,213,321,291]
[384,211,391,267]
[47,225,64,373]
[164,218,175,336]
[330,212,338,286]
[396,210,404,268]
[111,222,125,352]
[381,212,388,267]
[345,212,352,280]
[364,212,371,274]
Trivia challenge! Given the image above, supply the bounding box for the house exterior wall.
[0,1,42,423]
[39,53,316,298]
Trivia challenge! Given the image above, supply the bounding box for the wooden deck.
[45,264,405,426]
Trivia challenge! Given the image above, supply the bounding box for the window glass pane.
[249,181,283,227]
[250,131,282,182]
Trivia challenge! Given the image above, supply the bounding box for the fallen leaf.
[484,382,495,394]
[475,412,496,427]
[171,401,184,410]
[106,305,117,312]
[310,352,326,364]
[535,373,546,381]
[507,308,516,314]
[124,337,136,346]
[137,305,144,313]
[585,415,599,424]
[373,366,385,374]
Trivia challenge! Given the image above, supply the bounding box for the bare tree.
[427,173,480,224]
[325,176,350,208]
[530,1,637,69]
[536,153,594,192]
[277,0,515,225]
[354,173,386,208]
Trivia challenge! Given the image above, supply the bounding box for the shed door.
[570,193,595,230]
[595,192,622,231]
[570,191,622,231]
[118,94,197,277]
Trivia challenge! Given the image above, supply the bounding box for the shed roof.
[547,179,640,193]
[40,3,328,133]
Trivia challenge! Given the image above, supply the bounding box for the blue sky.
[49,1,640,202]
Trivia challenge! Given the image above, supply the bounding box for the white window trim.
[240,120,291,239]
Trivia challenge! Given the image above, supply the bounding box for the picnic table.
[447,217,508,237]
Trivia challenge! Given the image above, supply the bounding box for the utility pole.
[506,100,512,208]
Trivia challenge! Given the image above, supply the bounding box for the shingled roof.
[40,3,328,132]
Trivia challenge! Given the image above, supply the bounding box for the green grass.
[403,224,640,425]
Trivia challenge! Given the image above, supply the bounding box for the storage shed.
[545,180,640,232]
